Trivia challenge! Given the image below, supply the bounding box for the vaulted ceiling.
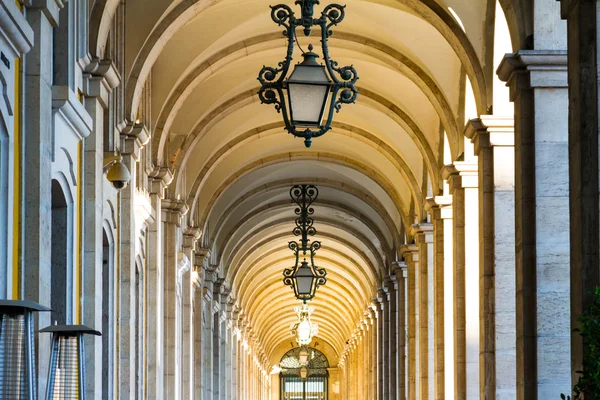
[104,0,519,366]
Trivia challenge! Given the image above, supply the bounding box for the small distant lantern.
[40,325,101,400]
[0,299,50,400]
[299,366,308,380]
[298,347,309,366]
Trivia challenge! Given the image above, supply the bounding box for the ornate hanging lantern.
[283,185,327,301]
[290,303,319,346]
[258,0,359,148]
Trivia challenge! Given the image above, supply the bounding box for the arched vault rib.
[125,0,488,126]
[227,228,382,288]
[210,178,400,247]
[177,118,426,222]
[152,32,460,162]
[217,199,391,264]
[191,152,412,237]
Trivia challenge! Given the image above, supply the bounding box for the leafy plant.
[561,286,600,400]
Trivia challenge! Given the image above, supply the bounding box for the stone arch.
[124,0,489,125]
[191,152,412,233]
[151,33,460,164]
[177,120,426,222]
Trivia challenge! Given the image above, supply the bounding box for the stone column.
[367,305,378,400]
[498,49,571,399]
[203,267,217,399]
[401,244,419,400]
[146,168,172,399]
[444,162,480,400]
[182,230,199,399]
[393,262,408,400]
[373,291,386,399]
[22,3,60,396]
[385,276,398,399]
[81,60,119,400]
[413,224,434,400]
[117,144,139,399]
[212,280,224,400]
[559,1,600,392]
[466,117,517,399]
[160,199,186,398]
[424,196,452,400]
[192,262,203,400]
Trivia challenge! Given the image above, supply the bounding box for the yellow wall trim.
[12,57,21,300]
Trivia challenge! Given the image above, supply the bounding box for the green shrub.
[561,286,600,400]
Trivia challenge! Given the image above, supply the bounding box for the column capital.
[497,51,567,100]
[399,244,419,263]
[0,1,34,56]
[392,260,408,279]
[442,162,478,190]
[424,196,452,220]
[411,223,434,243]
[161,199,189,226]
[120,122,150,161]
[82,59,121,108]
[182,227,201,251]
[195,248,211,267]
[465,117,515,154]
[23,0,64,27]
[149,167,174,198]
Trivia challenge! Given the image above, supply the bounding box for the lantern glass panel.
[287,63,330,126]
[295,266,315,295]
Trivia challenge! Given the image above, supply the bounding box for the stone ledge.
[52,85,93,139]
[0,0,34,56]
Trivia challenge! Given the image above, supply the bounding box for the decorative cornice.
[465,117,515,153]
[121,123,150,161]
[398,244,419,263]
[183,227,201,251]
[497,51,568,100]
[52,86,93,140]
[161,199,188,225]
[442,162,478,190]
[148,166,174,198]
[23,0,64,27]
[0,0,34,56]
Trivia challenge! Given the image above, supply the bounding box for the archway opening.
[102,228,115,398]
[50,179,71,325]
[280,347,329,400]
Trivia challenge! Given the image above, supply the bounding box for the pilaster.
[443,161,479,400]
[146,167,173,399]
[393,262,408,400]
[401,244,419,400]
[161,199,187,399]
[466,116,517,399]
[424,196,453,400]
[413,223,434,400]
[498,50,571,399]
[559,2,600,393]
[80,59,120,400]
[22,6,55,396]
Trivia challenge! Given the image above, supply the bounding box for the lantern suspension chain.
[283,185,327,302]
